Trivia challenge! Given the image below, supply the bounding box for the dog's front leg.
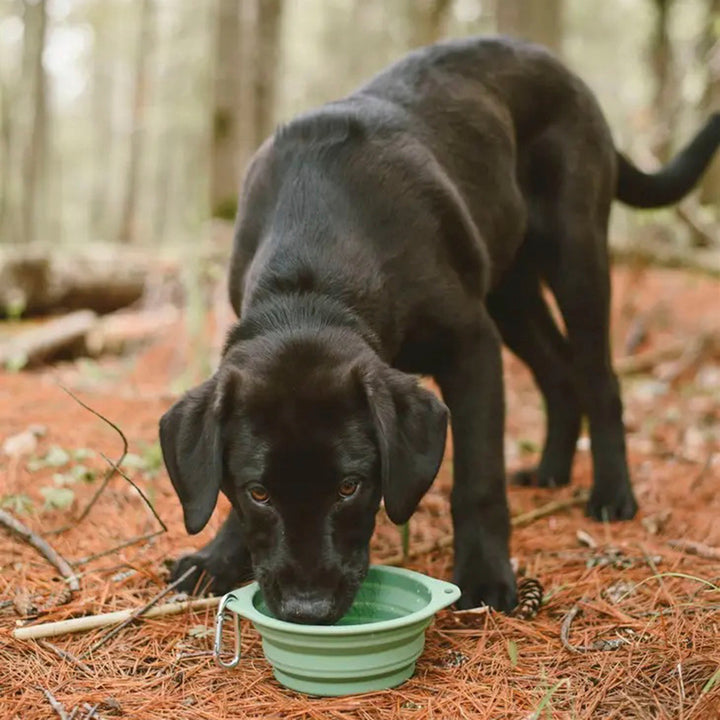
[170,509,253,595]
[437,312,516,611]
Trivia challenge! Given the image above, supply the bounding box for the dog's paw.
[511,466,571,488]
[455,565,517,613]
[586,484,638,522]
[169,552,252,595]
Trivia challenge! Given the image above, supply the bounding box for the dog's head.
[159,330,447,624]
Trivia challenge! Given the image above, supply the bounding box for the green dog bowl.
[214,565,461,696]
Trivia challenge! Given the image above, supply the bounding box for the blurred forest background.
[0,0,718,273]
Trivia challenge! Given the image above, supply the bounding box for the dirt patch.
[1,265,719,719]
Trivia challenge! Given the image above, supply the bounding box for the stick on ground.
[39,687,69,720]
[13,596,220,641]
[668,538,720,561]
[384,491,589,567]
[0,509,79,593]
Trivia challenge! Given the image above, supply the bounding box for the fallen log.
[0,310,97,368]
[85,304,180,356]
[0,243,172,316]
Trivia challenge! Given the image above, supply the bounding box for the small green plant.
[40,486,75,511]
[1,494,34,515]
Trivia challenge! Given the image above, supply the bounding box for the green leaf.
[140,441,163,475]
[40,487,75,510]
[72,448,95,461]
[121,453,147,471]
[1,494,34,515]
[44,445,71,468]
[507,639,518,668]
[70,464,96,483]
[52,472,75,487]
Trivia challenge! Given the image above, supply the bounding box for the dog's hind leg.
[487,262,581,489]
[170,509,253,594]
[544,212,638,521]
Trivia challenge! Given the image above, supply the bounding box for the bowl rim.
[223,565,461,636]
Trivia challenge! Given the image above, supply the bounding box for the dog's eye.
[338,478,360,498]
[249,485,270,504]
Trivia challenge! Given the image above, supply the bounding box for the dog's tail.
[615,113,720,209]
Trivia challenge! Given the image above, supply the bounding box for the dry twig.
[13,595,220,641]
[0,509,79,593]
[39,687,69,720]
[667,539,720,561]
[38,640,93,675]
[82,563,197,657]
[46,387,129,534]
[384,491,589,567]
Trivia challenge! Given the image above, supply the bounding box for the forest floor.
[1,263,719,720]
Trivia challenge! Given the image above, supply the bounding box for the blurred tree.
[117,0,155,244]
[699,0,720,207]
[496,0,564,55]
[0,77,10,238]
[21,0,48,245]
[254,0,285,146]
[406,0,455,48]
[88,3,116,244]
[211,0,285,219]
[649,0,679,162]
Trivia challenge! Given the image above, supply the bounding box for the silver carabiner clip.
[214,593,241,669]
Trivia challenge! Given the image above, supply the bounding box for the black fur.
[160,37,720,621]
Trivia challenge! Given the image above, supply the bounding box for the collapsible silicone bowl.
[214,565,461,696]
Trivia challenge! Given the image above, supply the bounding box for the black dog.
[160,37,720,623]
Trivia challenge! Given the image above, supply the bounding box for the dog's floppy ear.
[362,366,448,525]
[159,368,241,534]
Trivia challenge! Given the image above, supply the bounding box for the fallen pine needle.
[0,508,80,593]
[13,595,219,641]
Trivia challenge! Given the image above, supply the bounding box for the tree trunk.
[253,0,285,147]
[117,0,154,243]
[699,0,720,208]
[496,0,564,56]
[0,77,11,240]
[407,0,454,49]
[210,0,244,219]
[210,0,284,220]
[90,26,115,243]
[20,0,48,245]
[649,0,678,163]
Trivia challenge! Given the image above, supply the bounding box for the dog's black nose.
[278,595,336,625]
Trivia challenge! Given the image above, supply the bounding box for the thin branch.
[39,687,69,720]
[46,386,129,535]
[82,564,197,657]
[38,640,93,675]
[560,603,583,653]
[383,491,589,567]
[72,530,164,567]
[98,452,167,532]
[0,509,79,593]
[667,538,720,561]
[13,595,220,641]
